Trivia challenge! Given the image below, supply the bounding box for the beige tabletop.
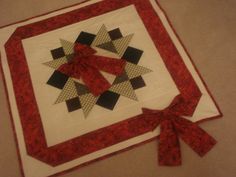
[0,0,236,177]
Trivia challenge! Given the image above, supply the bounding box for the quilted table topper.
[0,0,222,177]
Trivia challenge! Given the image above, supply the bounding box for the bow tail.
[173,117,216,156]
[79,65,111,96]
[159,118,181,166]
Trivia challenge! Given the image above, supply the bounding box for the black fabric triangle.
[66,53,74,62]
[97,41,118,53]
[113,72,129,84]
[74,82,90,96]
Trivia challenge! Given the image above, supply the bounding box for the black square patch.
[51,47,65,59]
[96,91,120,110]
[108,28,123,40]
[122,47,143,64]
[47,71,69,89]
[75,32,96,45]
[130,76,146,90]
[66,97,81,112]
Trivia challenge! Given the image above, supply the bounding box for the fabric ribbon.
[58,43,126,96]
[142,95,216,165]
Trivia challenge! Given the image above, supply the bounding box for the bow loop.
[142,95,184,117]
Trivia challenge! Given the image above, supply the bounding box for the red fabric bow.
[58,43,126,96]
[142,95,216,166]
